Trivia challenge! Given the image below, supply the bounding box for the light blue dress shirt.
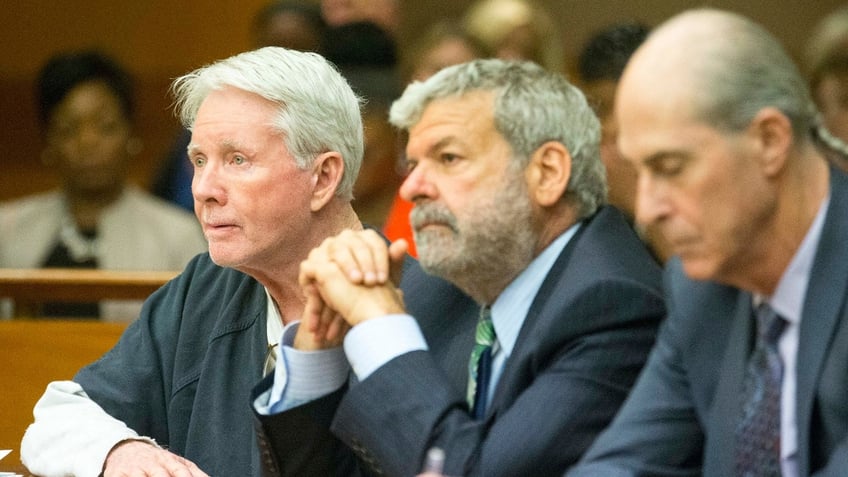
[760,193,829,477]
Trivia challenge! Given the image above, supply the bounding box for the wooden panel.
[0,268,177,318]
[0,268,177,302]
[0,320,127,470]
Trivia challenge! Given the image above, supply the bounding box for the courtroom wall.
[0,0,841,200]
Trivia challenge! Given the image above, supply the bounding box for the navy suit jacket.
[254,206,665,477]
[570,167,848,477]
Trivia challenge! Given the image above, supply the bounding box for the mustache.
[410,204,458,232]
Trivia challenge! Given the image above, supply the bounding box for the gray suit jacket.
[569,167,848,477]
[254,206,665,477]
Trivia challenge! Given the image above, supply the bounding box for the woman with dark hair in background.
[0,50,206,320]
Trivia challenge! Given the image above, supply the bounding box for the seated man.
[253,58,666,477]
[569,8,848,477]
[20,46,475,477]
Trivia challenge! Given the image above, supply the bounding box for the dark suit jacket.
[569,167,848,477]
[254,206,665,477]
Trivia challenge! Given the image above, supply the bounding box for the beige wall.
[0,0,842,200]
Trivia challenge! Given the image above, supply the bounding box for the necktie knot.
[467,306,496,419]
[263,342,278,377]
[474,307,495,347]
[756,303,786,348]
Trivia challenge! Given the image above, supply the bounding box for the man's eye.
[233,155,245,165]
[441,153,458,164]
[654,159,683,176]
[192,157,206,167]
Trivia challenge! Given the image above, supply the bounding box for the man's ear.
[748,106,792,177]
[310,151,345,211]
[526,141,571,207]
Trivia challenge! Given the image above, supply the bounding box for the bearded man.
[252,59,665,477]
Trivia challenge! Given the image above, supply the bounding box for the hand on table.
[102,439,209,477]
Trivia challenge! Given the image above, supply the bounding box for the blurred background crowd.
[0,0,846,318]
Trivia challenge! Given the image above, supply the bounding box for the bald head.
[620,8,816,139]
[614,9,831,292]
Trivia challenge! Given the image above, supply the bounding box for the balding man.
[568,8,848,477]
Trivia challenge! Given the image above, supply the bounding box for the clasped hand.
[295,229,408,350]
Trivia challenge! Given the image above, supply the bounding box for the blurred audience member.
[324,21,406,231]
[811,52,848,149]
[401,19,490,83]
[576,22,670,262]
[321,0,401,38]
[463,0,564,73]
[805,5,848,81]
[322,20,397,69]
[806,6,848,172]
[0,50,206,320]
[577,22,649,218]
[252,0,327,52]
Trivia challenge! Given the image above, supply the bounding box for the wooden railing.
[0,268,178,318]
[0,319,129,472]
[0,268,179,472]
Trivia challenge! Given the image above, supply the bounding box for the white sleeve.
[20,380,157,477]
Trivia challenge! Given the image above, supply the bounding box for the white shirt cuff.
[344,314,428,381]
[259,321,349,414]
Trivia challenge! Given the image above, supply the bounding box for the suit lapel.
[795,167,848,476]
[704,292,755,477]
[483,210,591,419]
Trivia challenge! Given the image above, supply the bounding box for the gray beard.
[412,174,537,303]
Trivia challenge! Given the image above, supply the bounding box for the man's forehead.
[423,90,495,115]
[411,92,495,135]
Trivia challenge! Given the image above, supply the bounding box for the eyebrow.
[186,139,246,156]
[641,149,690,166]
[408,135,460,162]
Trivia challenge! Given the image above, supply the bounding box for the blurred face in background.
[43,80,133,198]
[354,108,400,201]
[321,0,399,35]
[815,70,848,144]
[583,78,638,219]
[411,35,482,82]
[254,9,324,51]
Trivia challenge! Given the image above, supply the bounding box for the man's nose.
[399,162,437,203]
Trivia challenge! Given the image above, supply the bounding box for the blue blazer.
[254,206,665,477]
[570,167,848,477]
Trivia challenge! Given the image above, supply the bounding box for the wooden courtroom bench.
[0,268,176,472]
[0,320,128,472]
[0,268,178,317]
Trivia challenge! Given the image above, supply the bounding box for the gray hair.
[671,9,818,142]
[390,59,606,219]
[171,46,363,200]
